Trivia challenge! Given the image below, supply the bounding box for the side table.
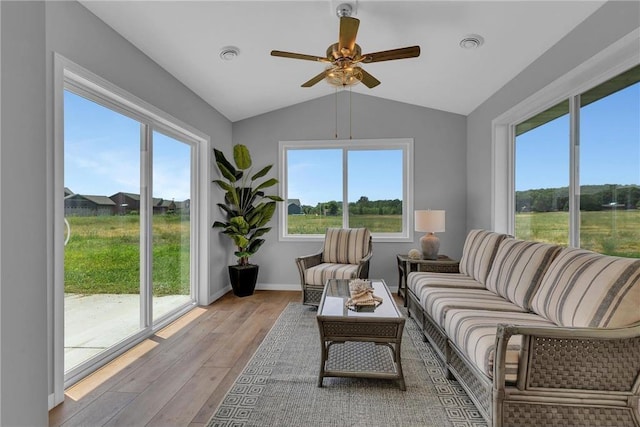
[396,254,459,306]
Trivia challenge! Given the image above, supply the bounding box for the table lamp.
[415,210,445,260]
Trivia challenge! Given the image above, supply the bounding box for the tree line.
[300,196,402,216]
[516,184,640,212]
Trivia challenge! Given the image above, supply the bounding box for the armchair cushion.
[322,227,371,265]
[304,263,360,286]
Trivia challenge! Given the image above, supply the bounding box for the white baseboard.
[255,283,300,291]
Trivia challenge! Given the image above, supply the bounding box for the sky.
[515,82,639,191]
[65,79,638,204]
[64,90,192,201]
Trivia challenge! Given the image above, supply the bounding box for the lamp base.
[420,233,440,260]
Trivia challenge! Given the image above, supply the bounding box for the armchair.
[295,228,373,306]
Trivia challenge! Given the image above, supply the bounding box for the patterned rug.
[207,302,487,427]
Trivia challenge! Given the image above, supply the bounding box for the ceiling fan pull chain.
[349,86,353,140]
[335,87,339,139]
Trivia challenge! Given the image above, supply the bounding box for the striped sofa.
[407,229,640,427]
[295,228,373,306]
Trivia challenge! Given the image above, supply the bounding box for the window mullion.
[569,95,581,248]
[342,148,349,228]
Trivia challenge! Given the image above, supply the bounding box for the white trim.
[492,29,640,234]
[278,138,414,242]
[0,2,3,418]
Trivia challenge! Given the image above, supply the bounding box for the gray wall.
[1,2,48,426]
[466,1,640,230]
[1,1,232,423]
[231,91,468,287]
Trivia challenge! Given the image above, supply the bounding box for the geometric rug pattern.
[207,302,487,427]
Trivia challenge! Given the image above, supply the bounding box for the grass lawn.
[65,210,639,295]
[515,209,640,258]
[64,215,190,295]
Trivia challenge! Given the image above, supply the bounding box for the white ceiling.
[80,1,607,122]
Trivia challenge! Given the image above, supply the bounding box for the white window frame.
[49,54,211,407]
[278,138,414,242]
[492,29,640,238]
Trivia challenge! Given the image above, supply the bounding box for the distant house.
[110,192,140,215]
[287,199,303,215]
[64,194,116,216]
[64,187,74,197]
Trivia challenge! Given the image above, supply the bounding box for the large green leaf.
[229,216,250,234]
[266,195,284,202]
[251,165,272,181]
[216,161,237,183]
[233,144,252,170]
[254,178,278,191]
[255,202,276,227]
[214,148,242,180]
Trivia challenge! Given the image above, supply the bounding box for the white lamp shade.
[415,210,446,233]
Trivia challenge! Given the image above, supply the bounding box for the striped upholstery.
[458,230,508,285]
[531,248,640,328]
[304,263,360,286]
[408,272,485,303]
[421,287,526,327]
[322,228,371,265]
[445,309,556,383]
[485,239,562,310]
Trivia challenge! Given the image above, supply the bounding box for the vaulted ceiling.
[80,1,606,122]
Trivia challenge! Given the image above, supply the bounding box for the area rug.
[207,303,487,427]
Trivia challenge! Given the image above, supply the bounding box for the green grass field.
[65,210,639,295]
[64,215,190,295]
[515,210,640,258]
[287,214,402,234]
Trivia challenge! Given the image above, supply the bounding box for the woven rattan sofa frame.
[295,236,373,306]
[407,286,640,427]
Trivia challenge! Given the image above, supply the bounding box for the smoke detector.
[459,35,484,50]
[219,46,240,61]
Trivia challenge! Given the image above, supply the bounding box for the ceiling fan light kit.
[271,4,420,88]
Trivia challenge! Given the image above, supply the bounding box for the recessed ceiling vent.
[459,35,484,50]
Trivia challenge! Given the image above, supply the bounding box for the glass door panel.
[152,131,193,321]
[63,90,143,373]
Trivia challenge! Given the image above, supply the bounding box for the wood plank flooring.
[49,290,300,427]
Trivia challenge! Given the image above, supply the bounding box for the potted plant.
[212,144,283,297]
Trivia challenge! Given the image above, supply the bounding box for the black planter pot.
[228,264,259,297]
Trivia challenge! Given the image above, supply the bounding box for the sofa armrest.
[493,322,640,394]
[295,251,323,286]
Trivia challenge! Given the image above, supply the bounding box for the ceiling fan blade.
[362,46,421,63]
[301,71,327,88]
[338,17,360,56]
[271,50,330,63]
[359,68,381,89]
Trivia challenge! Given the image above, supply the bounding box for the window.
[514,64,639,257]
[279,139,413,241]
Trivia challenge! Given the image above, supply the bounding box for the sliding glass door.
[63,89,195,378]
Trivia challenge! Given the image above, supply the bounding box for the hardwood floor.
[49,290,300,427]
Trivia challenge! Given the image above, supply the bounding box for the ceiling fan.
[270,3,420,89]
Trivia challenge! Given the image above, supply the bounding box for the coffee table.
[316,278,406,390]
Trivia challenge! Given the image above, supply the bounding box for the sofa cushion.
[322,228,370,265]
[531,248,640,328]
[485,239,562,310]
[421,287,527,328]
[444,309,556,383]
[408,272,485,303]
[458,229,507,285]
[305,263,360,286]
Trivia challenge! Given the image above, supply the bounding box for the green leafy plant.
[212,144,283,265]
